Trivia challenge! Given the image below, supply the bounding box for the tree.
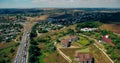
[100,30,112,36]
[67,29,74,35]
[30,30,37,39]
[107,48,114,54]
[56,39,60,43]
[30,40,38,45]
[10,48,15,53]
[29,44,41,63]
[116,43,120,49]
[6,38,11,42]
[38,29,48,33]
[0,36,3,42]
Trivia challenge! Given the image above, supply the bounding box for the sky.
[0,0,120,8]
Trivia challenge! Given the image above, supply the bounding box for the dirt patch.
[0,41,16,49]
[38,43,46,50]
[60,48,80,60]
[100,24,120,34]
[26,15,49,22]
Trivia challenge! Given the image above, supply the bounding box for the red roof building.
[75,52,93,63]
[102,35,115,47]
[61,39,70,47]
[61,36,78,47]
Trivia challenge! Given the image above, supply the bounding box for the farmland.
[100,24,120,34]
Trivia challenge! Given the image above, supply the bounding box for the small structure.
[75,52,93,63]
[98,40,102,43]
[102,35,115,47]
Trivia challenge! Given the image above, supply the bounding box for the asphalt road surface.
[14,22,30,63]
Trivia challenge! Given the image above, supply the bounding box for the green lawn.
[78,36,89,46]
[76,48,89,53]
[39,55,44,63]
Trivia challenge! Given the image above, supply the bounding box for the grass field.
[90,45,112,63]
[0,42,19,63]
[38,43,68,63]
[43,51,68,63]
[60,44,112,63]
[78,36,90,46]
[76,48,89,53]
[60,48,81,60]
[0,41,17,49]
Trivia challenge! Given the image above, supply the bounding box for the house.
[81,28,98,32]
[75,52,93,63]
[102,35,115,47]
[61,36,78,47]
[61,39,71,47]
[69,36,79,42]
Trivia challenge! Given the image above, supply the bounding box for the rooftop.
[75,52,93,62]
[102,35,115,47]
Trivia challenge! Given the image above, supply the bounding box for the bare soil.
[100,24,120,34]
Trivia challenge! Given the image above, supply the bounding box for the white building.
[81,28,98,32]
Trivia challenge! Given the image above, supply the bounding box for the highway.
[14,22,30,63]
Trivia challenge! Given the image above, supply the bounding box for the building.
[81,28,98,32]
[61,36,78,47]
[74,52,93,63]
[61,39,71,47]
[69,36,79,42]
[102,35,115,47]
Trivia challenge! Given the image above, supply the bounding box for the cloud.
[31,0,108,4]
[0,0,120,8]
[30,0,120,8]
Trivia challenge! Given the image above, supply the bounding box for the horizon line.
[0,7,120,9]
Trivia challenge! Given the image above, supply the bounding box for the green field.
[76,48,89,53]
[78,36,90,46]
[90,45,112,63]
[0,42,19,63]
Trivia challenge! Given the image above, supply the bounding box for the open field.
[0,41,17,49]
[0,42,19,63]
[100,24,120,34]
[59,45,112,63]
[27,15,49,22]
[78,36,90,46]
[43,51,68,63]
[90,45,112,63]
[60,48,80,61]
[38,42,68,63]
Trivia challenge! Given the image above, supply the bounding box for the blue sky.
[0,0,120,8]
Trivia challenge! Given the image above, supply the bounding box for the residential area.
[0,8,120,63]
[0,18,23,63]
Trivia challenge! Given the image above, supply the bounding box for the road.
[14,22,30,63]
[57,48,72,63]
